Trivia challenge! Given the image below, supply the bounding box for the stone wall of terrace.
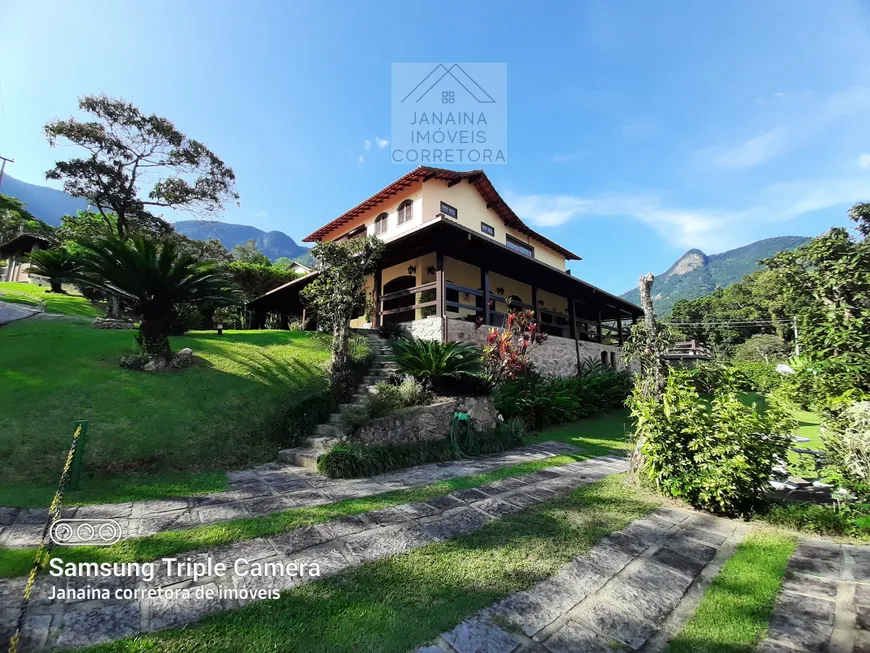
[445,318,632,377]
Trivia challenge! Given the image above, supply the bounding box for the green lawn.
[0,319,332,500]
[527,408,633,455]
[665,529,797,653]
[81,475,660,653]
[0,281,103,318]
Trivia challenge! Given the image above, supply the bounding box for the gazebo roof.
[0,232,55,257]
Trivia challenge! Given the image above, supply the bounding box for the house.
[290,260,314,276]
[249,167,643,376]
[0,231,54,282]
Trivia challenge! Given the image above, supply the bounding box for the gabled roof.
[302,166,581,261]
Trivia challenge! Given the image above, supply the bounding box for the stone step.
[370,361,399,370]
[309,436,341,451]
[276,447,321,469]
[362,375,390,385]
[315,423,339,437]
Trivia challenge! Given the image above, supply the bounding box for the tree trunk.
[628,273,667,482]
[49,280,63,293]
[106,294,121,319]
[139,309,172,360]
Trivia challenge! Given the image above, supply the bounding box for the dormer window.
[397,199,414,225]
[374,212,388,235]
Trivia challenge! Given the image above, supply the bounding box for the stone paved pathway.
[0,300,39,326]
[415,506,750,653]
[758,538,870,653]
[0,441,581,548]
[0,455,628,651]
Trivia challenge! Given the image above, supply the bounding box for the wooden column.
[569,299,581,373]
[617,315,623,346]
[480,266,491,326]
[435,252,444,318]
[372,267,382,328]
[532,286,540,324]
[596,308,603,344]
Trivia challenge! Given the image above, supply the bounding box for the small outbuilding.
[0,232,54,282]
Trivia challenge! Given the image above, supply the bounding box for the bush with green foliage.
[733,333,791,363]
[317,418,526,478]
[495,368,632,431]
[731,361,782,393]
[820,401,870,499]
[227,261,300,300]
[26,249,76,293]
[339,377,431,435]
[628,369,794,516]
[378,322,408,340]
[391,338,483,380]
[762,501,870,540]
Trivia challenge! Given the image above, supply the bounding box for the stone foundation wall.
[350,395,497,445]
[93,318,136,330]
[405,316,443,341]
[445,318,631,377]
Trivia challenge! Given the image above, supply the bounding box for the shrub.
[731,361,782,393]
[391,338,482,380]
[628,369,794,516]
[820,401,870,499]
[480,309,546,382]
[378,322,408,340]
[495,369,632,431]
[338,377,430,436]
[762,502,870,540]
[317,419,525,478]
[430,373,493,397]
[733,334,791,363]
[687,361,730,395]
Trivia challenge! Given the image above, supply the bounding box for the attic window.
[374,212,388,235]
[440,201,458,219]
[397,199,414,225]
[506,235,534,258]
[481,222,495,237]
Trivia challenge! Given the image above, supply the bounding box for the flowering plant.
[478,309,547,382]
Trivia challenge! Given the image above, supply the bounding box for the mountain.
[620,236,812,315]
[173,221,313,264]
[0,174,313,264]
[0,175,87,225]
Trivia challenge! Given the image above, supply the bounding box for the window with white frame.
[397,199,414,225]
[374,212,388,235]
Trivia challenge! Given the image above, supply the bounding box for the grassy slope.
[0,281,102,318]
[665,530,796,653]
[0,319,331,495]
[0,413,630,577]
[82,476,660,653]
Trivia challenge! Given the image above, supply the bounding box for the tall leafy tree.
[231,239,271,265]
[74,236,240,358]
[44,95,238,239]
[300,237,385,387]
[0,193,54,243]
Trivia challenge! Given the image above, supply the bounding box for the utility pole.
[792,315,800,356]
[0,154,13,190]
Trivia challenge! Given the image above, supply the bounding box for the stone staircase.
[277,329,398,469]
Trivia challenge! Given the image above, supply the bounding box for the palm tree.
[27,249,79,293]
[75,236,240,358]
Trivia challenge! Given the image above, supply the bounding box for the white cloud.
[859,153,870,168]
[363,140,371,151]
[504,176,870,252]
[714,129,786,168]
[376,136,389,148]
[358,155,365,164]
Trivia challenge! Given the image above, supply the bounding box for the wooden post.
[617,314,623,346]
[596,308,603,344]
[372,267,382,328]
[480,266,491,326]
[532,286,540,324]
[435,252,444,318]
[569,299,581,373]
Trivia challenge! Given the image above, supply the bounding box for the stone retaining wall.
[445,318,631,377]
[405,316,443,341]
[351,395,497,445]
[92,318,136,330]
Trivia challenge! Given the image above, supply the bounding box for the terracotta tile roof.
[302,166,581,261]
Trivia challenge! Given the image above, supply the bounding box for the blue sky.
[1,0,869,294]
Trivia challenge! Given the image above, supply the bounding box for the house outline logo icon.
[401,64,497,104]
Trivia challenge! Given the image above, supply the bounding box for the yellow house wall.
[322,181,425,244]
[421,179,567,271]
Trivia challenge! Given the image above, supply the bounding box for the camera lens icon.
[50,519,121,546]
